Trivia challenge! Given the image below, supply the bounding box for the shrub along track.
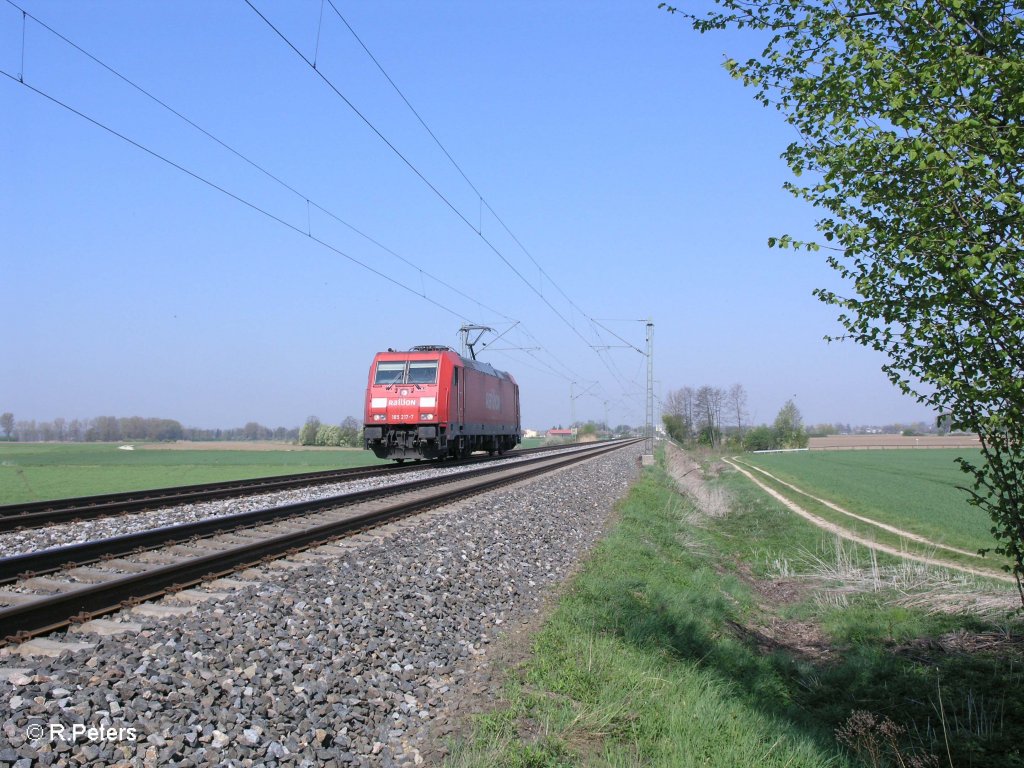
[0,440,637,643]
[723,456,1014,583]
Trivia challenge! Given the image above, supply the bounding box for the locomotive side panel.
[460,366,518,432]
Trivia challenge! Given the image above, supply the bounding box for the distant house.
[546,428,574,438]
[523,428,540,439]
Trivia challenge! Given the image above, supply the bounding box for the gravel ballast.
[0,445,597,559]
[0,446,639,767]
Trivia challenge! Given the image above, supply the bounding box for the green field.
[449,451,1023,767]
[0,443,391,505]
[741,449,993,556]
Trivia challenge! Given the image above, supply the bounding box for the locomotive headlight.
[423,414,434,420]
[373,414,386,421]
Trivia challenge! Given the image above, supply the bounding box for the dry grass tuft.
[664,443,732,518]
[766,535,1019,618]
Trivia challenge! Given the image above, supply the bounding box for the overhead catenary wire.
[0,69,471,323]
[246,0,639,395]
[245,0,642,363]
[591,318,646,355]
[326,1,645,359]
[243,0,480,235]
[324,0,483,202]
[5,3,645,421]
[2,3,599,399]
[308,3,651,406]
[0,0,519,328]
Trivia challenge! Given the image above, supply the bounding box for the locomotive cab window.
[374,361,406,385]
[407,361,438,385]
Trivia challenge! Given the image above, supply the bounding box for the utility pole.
[589,316,653,455]
[570,381,576,436]
[645,319,654,456]
[571,381,597,442]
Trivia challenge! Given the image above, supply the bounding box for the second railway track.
[0,439,638,644]
[0,443,575,532]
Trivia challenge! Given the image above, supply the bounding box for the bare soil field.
[809,433,979,450]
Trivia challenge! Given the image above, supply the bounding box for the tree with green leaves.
[0,413,13,441]
[662,412,688,443]
[773,399,808,449]
[316,424,343,446]
[339,416,362,447]
[299,416,321,446]
[666,0,1024,602]
[743,424,777,452]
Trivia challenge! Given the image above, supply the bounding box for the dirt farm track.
[808,434,980,450]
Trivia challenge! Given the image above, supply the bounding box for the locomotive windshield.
[374,361,405,385]
[373,359,439,385]
[407,361,438,384]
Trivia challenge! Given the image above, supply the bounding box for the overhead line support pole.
[646,320,654,455]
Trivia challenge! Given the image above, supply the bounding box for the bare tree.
[241,422,271,441]
[0,412,13,440]
[727,383,748,444]
[694,386,724,448]
[87,416,121,442]
[664,386,696,441]
[15,420,39,442]
[663,387,686,441]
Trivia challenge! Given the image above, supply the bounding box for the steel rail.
[0,440,638,642]
[0,442,622,582]
[0,443,575,532]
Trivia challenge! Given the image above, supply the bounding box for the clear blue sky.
[1,0,936,432]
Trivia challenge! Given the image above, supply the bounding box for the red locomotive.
[363,345,521,461]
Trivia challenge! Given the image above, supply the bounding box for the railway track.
[0,443,578,532]
[0,439,637,644]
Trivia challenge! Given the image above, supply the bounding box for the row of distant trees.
[0,412,302,443]
[661,384,760,449]
[805,421,945,438]
[660,385,951,452]
[661,384,808,451]
[556,423,640,437]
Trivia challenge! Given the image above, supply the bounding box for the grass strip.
[447,463,844,767]
[0,443,388,504]
[447,453,1024,767]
